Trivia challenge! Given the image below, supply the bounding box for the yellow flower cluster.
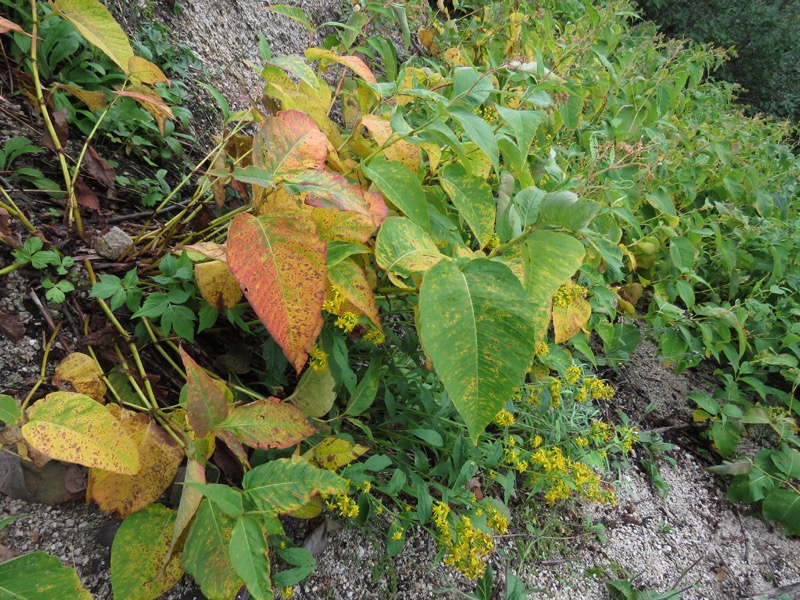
[618,426,639,453]
[534,341,550,357]
[442,516,494,580]
[552,280,587,308]
[322,285,344,314]
[432,500,451,539]
[494,408,515,427]
[335,311,358,333]
[564,365,582,385]
[486,505,509,535]
[529,446,615,506]
[363,328,385,344]
[309,345,328,372]
[585,377,615,400]
[589,420,614,443]
[326,494,359,518]
[475,105,499,124]
[548,378,562,409]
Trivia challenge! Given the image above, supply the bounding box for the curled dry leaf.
[83,145,117,190]
[74,177,101,212]
[41,108,69,149]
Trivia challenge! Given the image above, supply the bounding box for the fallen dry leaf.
[83,145,117,190]
[42,108,69,149]
[0,312,25,342]
[74,177,101,212]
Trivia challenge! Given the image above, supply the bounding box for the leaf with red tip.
[180,348,230,438]
[253,110,327,179]
[227,212,326,372]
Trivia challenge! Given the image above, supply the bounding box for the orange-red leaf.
[227,212,326,372]
[305,48,377,83]
[180,348,230,437]
[220,398,315,450]
[87,411,183,517]
[253,110,327,179]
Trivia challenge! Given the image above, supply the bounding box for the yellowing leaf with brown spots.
[327,257,381,329]
[227,211,327,372]
[552,297,592,344]
[111,504,184,600]
[286,364,336,418]
[309,437,368,470]
[220,398,315,450]
[53,83,108,110]
[195,260,243,310]
[360,115,421,171]
[180,348,230,438]
[87,413,183,517]
[418,259,538,443]
[253,110,327,180]
[285,170,387,227]
[53,352,107,402]
[309,206,377,244]
[21,392,139,474]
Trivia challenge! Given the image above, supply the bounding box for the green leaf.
[514,186,546,226]
[0,394,22,426]
[537,191,600,231]
[182,482,244,517]
[418,259,538,442]
[762,489,800,535]
[374,216,444,279]
[286,364,337,418]
[440,163,496,248]
[21,392,140,474]
[447,107,499,173]
[111,504,184,600]
[50,0,134,75]
[0,552,91,599]
[183,499,243,599]
[710,420,740,457]
[180,348,230,437]
[410,428,443,447]
[243,456,348,515]
[264,4,313,33]
[521,230,585,340]
[229,516,273,600]
[132,293,168,319]
[362,157,429,230]
[452,67,495,107]
[221,398,315,450]
[344,358,382,417]
[773,448,800,480]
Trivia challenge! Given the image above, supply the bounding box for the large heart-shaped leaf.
[243,456,348,515]
[180,347,230,437]
[87,412,183,517]
[220,398,315,449]
[111,504,184,600]
[227,211,326,372]
[418,259,538,442]
[440,164,496,248]
[253,110,327,179]
[183,499,243,599]
[21,392,139,474]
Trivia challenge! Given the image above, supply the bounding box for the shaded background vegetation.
[635,0,800,122]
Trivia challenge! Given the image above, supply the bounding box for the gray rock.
[93,226,133,260]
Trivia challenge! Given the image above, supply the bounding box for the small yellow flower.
[535,341,550,357]
[309,345,328,372]
[363,328,385,344]
[279,540,287,549]
[530,434,543,449]
[322,285,344,314]
[360,480,372,493]
[281,587,293,599]
[564,365,582,385]
[335,311,359,333]
[494,408,515,427]
[575,437,589,447]
[392,529,404,541]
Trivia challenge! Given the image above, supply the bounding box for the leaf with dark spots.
[220,398,315,450]
[180,347,230,437]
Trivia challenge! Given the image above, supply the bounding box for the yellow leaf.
[51,0,134,75]
[53,352,107,402]
[22,392,140,474]
[53,83,108,110]
[87,412,183,517]
[180,241,228,263]
[418,27,438,55]
[305,48,377,83]
[194,260,244,310]
[552,297,592,344]
[359,115,421,171]
[421,142,442,175]
[128,56,168,85]
[309,437,368,470]
[286,494,323,519]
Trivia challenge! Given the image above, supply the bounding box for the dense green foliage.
[635,0,800,121]
[1,0,800,597]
